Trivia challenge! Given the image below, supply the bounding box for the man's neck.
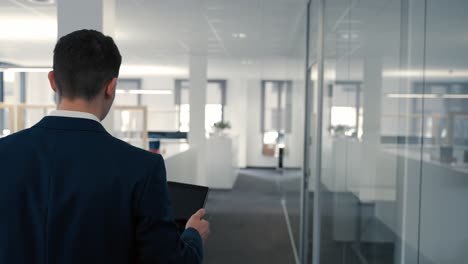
[57,99,103,121]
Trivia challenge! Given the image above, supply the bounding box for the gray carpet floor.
[202,169,395,264]
[203,169,298,264]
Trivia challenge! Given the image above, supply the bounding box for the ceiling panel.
[0,0,307,68]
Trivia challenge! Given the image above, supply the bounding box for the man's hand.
[186,209,210,241]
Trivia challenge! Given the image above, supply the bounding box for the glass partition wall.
[305,0,468,264]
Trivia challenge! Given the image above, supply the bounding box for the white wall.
[11,60,306,169]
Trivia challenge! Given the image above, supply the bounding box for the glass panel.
[418,1,468,264]
[311,0,427,263]
[279,3,308,260]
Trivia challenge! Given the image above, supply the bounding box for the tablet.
[167,181,209,232]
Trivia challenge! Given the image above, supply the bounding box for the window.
[328,81,363,138]
[114,79,142,106]
[174,79,227,133]
[261,80,292,156]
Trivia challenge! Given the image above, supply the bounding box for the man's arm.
[134,154,207,264]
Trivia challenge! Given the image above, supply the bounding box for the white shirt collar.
[49,110,101,123]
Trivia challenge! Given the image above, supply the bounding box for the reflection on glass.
[309,0,468,264]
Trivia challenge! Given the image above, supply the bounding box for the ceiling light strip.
[117,90,173,95]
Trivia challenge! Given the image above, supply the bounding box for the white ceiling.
[1,0,467,79]
[0,0,308,74]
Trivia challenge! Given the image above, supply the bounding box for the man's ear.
[105,78,117,99]
[48,71,58,93]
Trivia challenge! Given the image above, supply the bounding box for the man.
[0,29,210,264]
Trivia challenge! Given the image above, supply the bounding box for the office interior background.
[0,0,467,263]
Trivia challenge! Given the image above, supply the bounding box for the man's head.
[48,29,122,120]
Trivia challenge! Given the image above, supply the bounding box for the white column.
[187,7,208,185]
[188,55,207,147]
[188,54,208,185]
[57,0,115,37]
[56,0,116,132]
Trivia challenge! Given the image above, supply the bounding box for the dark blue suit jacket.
[0,116,203,264]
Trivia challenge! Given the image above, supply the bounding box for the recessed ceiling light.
[0,17,56,41]
[0,67,52,73]
[232,33,247,39]
[442,94,468,99]
[117,90,173,95]
[120,65,188,76]
[383,69,468,78]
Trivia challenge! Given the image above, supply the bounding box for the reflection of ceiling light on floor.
[241,60,253,65]
[232,33,247,39]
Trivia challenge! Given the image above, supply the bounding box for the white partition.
[164,148,199,185]
[164,136,237,190]
[205,136,237,189]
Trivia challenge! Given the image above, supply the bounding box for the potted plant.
[212,121,231,136]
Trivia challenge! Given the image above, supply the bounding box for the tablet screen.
[167,181,209,221]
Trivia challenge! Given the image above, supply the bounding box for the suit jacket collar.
[34,116,109,134]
